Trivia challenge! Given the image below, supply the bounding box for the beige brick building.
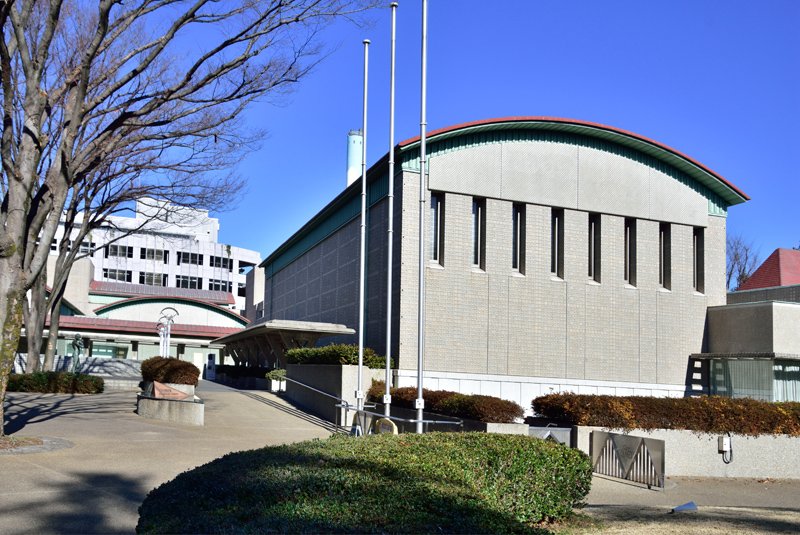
[259,117,748,408]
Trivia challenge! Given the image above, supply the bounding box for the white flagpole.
[384,2,398,417]
[356,39,370,426]
[416,0,428,434]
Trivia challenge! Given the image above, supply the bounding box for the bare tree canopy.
[727,234,760,291]
[0,0,374,435]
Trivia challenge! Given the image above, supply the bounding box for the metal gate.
[590,431,665,489]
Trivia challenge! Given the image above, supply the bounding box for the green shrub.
[286,343,388,368]
[368,381,524,423]
[137,433,591,534]
[264,368,286,381]
[532,393,800,436]
[7,372,104,394]
[140,357,200,386]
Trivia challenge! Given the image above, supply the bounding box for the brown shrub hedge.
[368,381,524,423]
[532,393,800,436]
[7,372,104,394]
[141,357,200,386]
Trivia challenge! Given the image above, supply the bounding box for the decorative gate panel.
[590,431,665,489]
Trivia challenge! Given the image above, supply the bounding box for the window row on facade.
[429,193,705,293]
[100,245,234,271]
[101,269,240,294]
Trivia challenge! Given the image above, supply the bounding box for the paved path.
[583,475,800,533]
[0,382,333,534]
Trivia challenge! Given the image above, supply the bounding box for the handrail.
[282,375,462,428]
[335,403,462,426]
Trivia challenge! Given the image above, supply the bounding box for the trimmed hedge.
[7,372,104,394]
[368,381,524,423]
[140,357,200,386]
[137,433,592,533]
[286,343,388,369]
[533,393,800,436]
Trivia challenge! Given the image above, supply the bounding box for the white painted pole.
[356,39,370,423]
[384,2,398,417]
[416,0,428,434]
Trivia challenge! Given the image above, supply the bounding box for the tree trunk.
[43,297,64,372]
[0,258,26,437]
[23,265,48,373]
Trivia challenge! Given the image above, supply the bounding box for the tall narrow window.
[472,197,486,270]
[693,227,705,293]
[551,208,564,278]
[430,192,444,265]
[624,218,637,286]
[512,203,526,274]
[588,213,601,282]
[659,223,672,289]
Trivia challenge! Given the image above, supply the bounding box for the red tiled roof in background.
[53,315,241,339]
[737,248,800,291]
[89,280,235,305]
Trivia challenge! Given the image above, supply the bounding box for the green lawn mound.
[137,432,592,534]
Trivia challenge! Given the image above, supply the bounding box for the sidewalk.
[582,474,800,533]
[0,382,333,534]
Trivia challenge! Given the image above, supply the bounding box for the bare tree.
[727,234,760,291]
[0,0,373,436]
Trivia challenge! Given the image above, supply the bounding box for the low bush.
[140,357,200,386]
[286,343,388,368]
[532,393,800,436]
[368,381,524,423]
[7,372,104,394]
[137,432,592,533]
[264,368,286,381]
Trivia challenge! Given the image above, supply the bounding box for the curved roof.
[398,117,748,205]
[93,296,249,326]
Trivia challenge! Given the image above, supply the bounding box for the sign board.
[373,417,398,435]
[153,381,190,401]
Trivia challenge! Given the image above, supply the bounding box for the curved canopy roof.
[94,296,248,326]
[398,117,748,206]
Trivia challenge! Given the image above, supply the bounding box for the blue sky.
[216,0,799,265]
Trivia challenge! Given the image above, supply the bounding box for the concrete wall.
[285,364,384,426]
[427,136,709,227]
[264,175,403,354]
[398,148,725,392]
[728,284,800,305]
[575,426,800,479]
[706,301,800,355]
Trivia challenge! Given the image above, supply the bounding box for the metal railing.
[590,430,665,489]
[282,375,462,435]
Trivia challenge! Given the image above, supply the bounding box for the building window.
[177,252,203,265]
[139,272,167,286]
[105,244,133,258]
[659,223,671,290]
[210,255,234,271]
[430,192,444,265]
[551,208,564,278]
[472,197,486,270]
[512,203,526,274]
[238,282,247,298]
[175,275,202,289]
[209,279,233,292]
[50,239,58,252]
[78,241,96,254]
[141,248,168,263]
[624,218,637,286]
[588,213,601,282]
[102,268,131,283]
[693,227,705,293]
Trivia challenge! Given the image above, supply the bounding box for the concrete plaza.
[2,382,799,534]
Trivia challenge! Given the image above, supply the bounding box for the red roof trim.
[397,116,749,201]
[52,315,241,338]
